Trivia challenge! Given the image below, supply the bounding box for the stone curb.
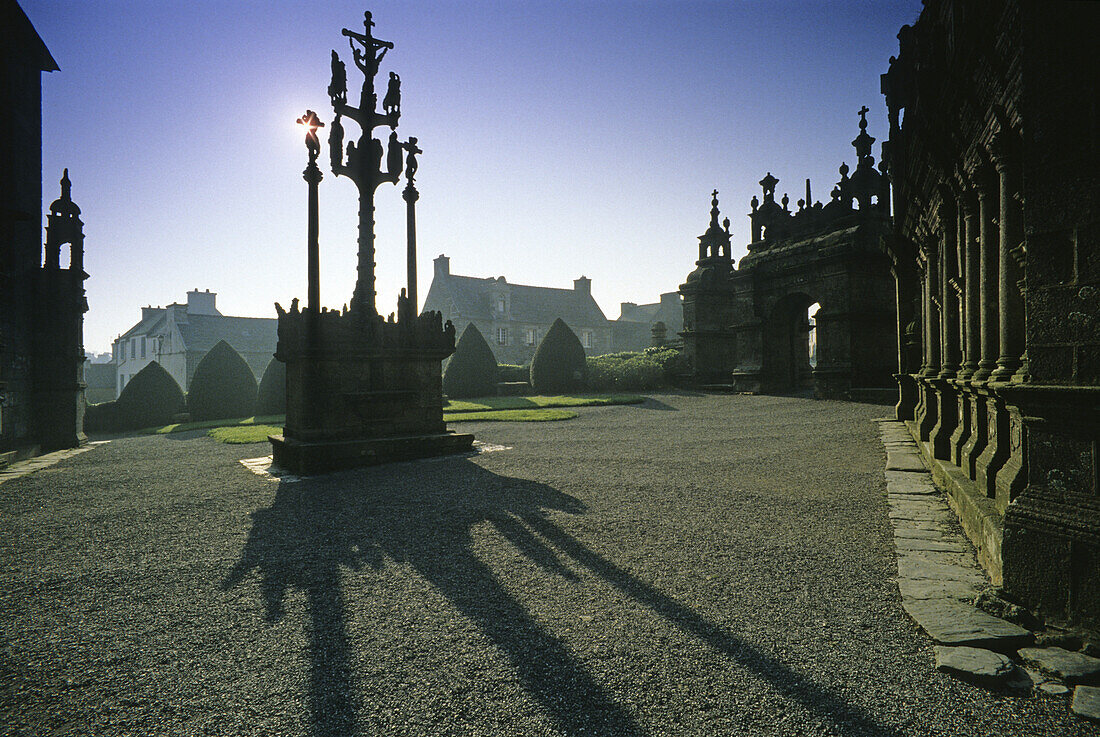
[0,441,109,485]
[878,421,1100,723]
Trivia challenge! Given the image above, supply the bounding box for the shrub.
[84,400,119,433]
[187,340,258,421]
[643,346,691,382]
[530,318,587,393]
[443,324,500,398]
[586,352,663,391]
[114,361,186,430]
[255,357,286,415]
[497,363,530,383]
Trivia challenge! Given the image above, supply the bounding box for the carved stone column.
[973,164,999,381]
[938,200,961,378]
[959,187,980,379]
[989,132,1025,381]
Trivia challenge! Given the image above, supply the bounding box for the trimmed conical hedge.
[115,360,186,429]
[443,324,500,398]
[187,340,258,421]
[254,357,286,415]
[530,318,587,393]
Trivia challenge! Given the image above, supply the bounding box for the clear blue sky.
[24,0,922,353]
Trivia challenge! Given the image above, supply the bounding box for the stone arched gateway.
[680,112,897,400]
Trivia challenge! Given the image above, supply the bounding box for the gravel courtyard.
[1,393,1095,736]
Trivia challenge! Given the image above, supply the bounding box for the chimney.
[619,302,637,319]
[186,289,218,315]
[574,276,591,294]
[660,292,681,307]
[141,305,163,322]
[434,254,450,276]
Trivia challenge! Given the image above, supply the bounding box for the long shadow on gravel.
[224,458,901,737]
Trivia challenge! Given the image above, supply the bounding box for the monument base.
[269,431,474,475]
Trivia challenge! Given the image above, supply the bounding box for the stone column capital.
[988,128,1020,173]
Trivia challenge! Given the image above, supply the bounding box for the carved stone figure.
[402,137,422,181]
[328,113,344,168]
[386,131,402,176]
[328,50,347,104]
[383,72,401,117]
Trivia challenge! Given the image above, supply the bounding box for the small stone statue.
[402,137,422,181]
[383,72,401,117]
[386,131,402,176]
[369,137,384,174]
[329,113,345,168]
[328,50,347,105]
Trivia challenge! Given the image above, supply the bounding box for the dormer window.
[497,295,506,313]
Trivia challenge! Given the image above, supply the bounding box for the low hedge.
[497,364,530,383]
[585,347,689,391]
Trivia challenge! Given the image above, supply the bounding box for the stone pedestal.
[974,389,1008,499]
[949,380,973,466]
[895,373,918,421]
[929,378,958,460]
[271,307,472,475]
[961,387,988,480]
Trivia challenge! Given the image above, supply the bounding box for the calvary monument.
[269,12,473,474]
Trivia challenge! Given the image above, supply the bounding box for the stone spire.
[697,189,732,262]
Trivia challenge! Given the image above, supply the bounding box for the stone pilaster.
[973,164,999,381]
[989,132,1025,381]
[959,188,980,379]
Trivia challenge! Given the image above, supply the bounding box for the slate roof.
[118,311,167,340]
[429,274,609,327]
[177,315,277,355]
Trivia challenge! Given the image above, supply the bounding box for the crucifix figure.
[343,11,394,78]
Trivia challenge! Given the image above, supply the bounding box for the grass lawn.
[442,394,643,412]
[124,393,644,444]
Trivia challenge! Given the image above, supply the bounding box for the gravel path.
[1,392,1095,736]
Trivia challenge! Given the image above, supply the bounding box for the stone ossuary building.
[880,0,1099,633]
[680,111,896,398]
[112,289,276,396]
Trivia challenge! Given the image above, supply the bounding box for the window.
[497,327,507,345]
[525,328,535,346]
[581,330,592,349]
[140,336,146,358]
[497,296,506,313]
[130,340,135,359]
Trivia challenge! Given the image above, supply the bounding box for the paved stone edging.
[0,441,108,485]
[877,419,1031,651]
[878,419,1100,724]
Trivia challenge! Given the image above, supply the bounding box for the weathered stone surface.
[898,550,979,569]
[1072,686,1100,721]
[884,470,938,494]
[893,526,948,540]
[1039,682,1070,695]
[901,598,1032,651]
[898,577,981,602]
[893,536,969,553]
[934,645,1017,686]
[897,558,987,585]
[886,451,927,472]
[1018,647,1100,686]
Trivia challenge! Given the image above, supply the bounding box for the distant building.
[613,292,683,352]
[112,290,276,395]
[1,2,88,457]
[423,255,612,364]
